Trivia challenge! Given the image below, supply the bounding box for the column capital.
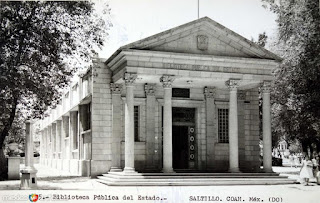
[110,83,122,94]
[160,75,175,88]
[204,87,216,99]
[237,90,246,100]
[225,79,240,90]
[261,81,271,93]
[145,84,156,96]
[124,73,137,86]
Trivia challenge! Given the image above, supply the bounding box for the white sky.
[99,0,278,58]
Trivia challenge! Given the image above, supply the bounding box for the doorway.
[172,126,189,169]
[172,107,196,170]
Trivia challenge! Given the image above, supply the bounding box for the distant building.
[37,17,280,177]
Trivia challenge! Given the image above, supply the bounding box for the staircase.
[97,172,295,186]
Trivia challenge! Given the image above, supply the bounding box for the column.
[160,75,175,173]
[145,84,156,170]
[20,121,37,189]
[204,87,216,169]
[123,73,137,173]
[262,81,273,172]
[226,79,240,172]
[110,83,123,172]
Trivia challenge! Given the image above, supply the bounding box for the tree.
[262,0,320,157]
[0,1,111,179]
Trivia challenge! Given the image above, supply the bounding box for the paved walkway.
[0,164,106,190]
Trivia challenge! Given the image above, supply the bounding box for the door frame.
[158,99,204,170]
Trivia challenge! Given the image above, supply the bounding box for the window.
[81,103,91,131]
[72,111,79,150]
[134,106,139,141]
[172,88,190,98]
[82,73,92,97]
[86,103,91,131]
[218,109,229,143]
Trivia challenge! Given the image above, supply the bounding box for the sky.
[99,0,278,58]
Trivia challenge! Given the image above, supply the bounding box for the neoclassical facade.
[38,17,280,177]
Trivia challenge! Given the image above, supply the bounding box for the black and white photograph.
[0,0,320,202]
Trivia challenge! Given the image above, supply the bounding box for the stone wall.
[90,58,112,177]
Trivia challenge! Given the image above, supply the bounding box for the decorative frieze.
[160,75,175,88]
[225,79,240,90]
[204,87,215,99]
[123,73,137,86]
[261,81,271,93]
[110,83,122,94]
[145,84,156,96]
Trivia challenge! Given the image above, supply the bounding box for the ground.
[0,158,319,203]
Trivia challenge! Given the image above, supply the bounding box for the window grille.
[134,106,139,141]
[218,109,229,143]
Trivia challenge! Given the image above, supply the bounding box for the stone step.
[107,172,280,176]
[96,177,295,186]
[98,176,291,182]
[102,173,288,180]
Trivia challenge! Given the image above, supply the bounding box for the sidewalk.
[0,164,106,190]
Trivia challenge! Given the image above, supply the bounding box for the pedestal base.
[162,168,175,173]
[123,167,136,174]
[20,167,37,190]
[263,168,273,173]
[8,157,21,180]
[228,167,241,173]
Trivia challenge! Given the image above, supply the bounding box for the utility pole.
[198,0,200,19]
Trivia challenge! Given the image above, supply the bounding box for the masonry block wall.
[243,88,261,172]
[91,58,112,177]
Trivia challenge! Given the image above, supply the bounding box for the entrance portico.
[105,17,279,174]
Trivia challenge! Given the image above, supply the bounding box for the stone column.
[123,73,137,173]
[20,121,37,189]
[226,79,240,173]
[204,87,216,169]
[160,75,175,173]
[145,84,156,170]
[262,81,273,172]
[110,83,123,172]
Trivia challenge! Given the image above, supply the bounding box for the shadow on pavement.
[38,176,90,183]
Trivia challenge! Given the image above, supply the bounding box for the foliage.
[0,1,111,179]
[262,0,320,154]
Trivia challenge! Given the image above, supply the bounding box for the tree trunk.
[0,96,18,147]
[0,97,18,180]
[309,143,314,159]
[0,148,7,180]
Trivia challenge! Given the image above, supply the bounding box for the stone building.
[38,17,280,178]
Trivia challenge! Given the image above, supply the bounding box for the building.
[38,17,281,178]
